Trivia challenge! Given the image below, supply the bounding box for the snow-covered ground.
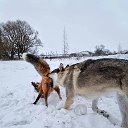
[1,54,128,128]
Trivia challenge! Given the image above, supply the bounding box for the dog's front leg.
[44,92,48,107]
[64,97,74,109]
[64,87,74,109]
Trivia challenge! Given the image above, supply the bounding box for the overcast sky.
[1,0,128,54]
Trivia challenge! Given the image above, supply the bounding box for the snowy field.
[0,54,128,128]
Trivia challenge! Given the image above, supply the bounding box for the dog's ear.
[31,82,38,88]
[59,63,63,67]
[51,68,60,73]
[59,63,65,72]
[63,64,69,71]
[31,82,35,87]
[65,64,69,68]
[31,82,39,92]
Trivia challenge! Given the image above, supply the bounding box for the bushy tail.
[22,53,50,76]
[22,53,40,66]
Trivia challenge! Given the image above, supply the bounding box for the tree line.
[0,20,42,60]
[40,44,128,60]
[0,20,128,60]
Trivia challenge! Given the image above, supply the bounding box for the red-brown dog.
[32,76,62,107]
[23,53,62,107]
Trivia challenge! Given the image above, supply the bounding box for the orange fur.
[23,53,62,107]
[33,76,62,107]
[36,59,50,76]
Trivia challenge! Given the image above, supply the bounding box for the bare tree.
[94,44,111,56]
[0,28,3,59]
[1,20,42,59]
[63,26,69,55]
[0,28,9,59]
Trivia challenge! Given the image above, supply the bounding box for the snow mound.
[74,104,87,115]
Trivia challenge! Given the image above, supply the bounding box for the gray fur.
[50,58,128,127]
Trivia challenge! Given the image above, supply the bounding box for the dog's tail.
[22,53,50,76]
[22,53,40,65]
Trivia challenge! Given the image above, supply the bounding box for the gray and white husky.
[50,58,128,128]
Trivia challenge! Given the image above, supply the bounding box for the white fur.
[50,73,58,87]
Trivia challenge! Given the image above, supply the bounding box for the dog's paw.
[33,102,36,105]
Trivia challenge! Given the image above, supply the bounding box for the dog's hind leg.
[43,84,49,107]
[33,93,42,104]
[44,91,48,107]
[92,98,120,126]
[117,92,128,128]
[92,98,109,118]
